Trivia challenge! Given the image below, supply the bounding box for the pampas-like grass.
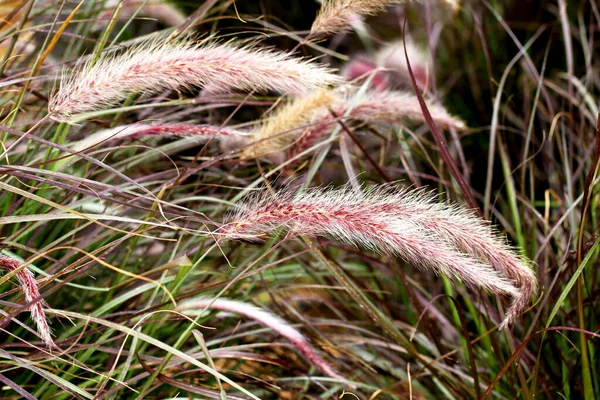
[221,185,536,328]
[0,255,53,347]
[242,88,337,160]
[177,297,343,380]
[311,0,460,36]
[242,88,465,161]
[49,39,341,122]
[70,123,250,152]
[311,0,405,36]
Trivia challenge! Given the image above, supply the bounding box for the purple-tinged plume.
[0,255,54,347]
[177,297,343,379]
[221,185,536,328]
[49,39,340,122]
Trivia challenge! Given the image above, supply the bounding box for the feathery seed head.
[49,39,340,123]
[311,0,462,36]
[242,88,465,161]
[375,39,429,88]
[311,0,405,36]
[242,89,338,160]
[177,297,343,379]
[342,56,389,90]
[0,255,54,347]
[222,184,536,328]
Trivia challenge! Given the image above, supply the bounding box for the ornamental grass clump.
[221,185,536,329]
[0,255,53,347]
[49,39,340,122]
[177,297,343,380]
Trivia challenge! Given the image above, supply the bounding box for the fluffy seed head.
[375,39,429,88]
[0,255,54,347]
[49,39,340,122]
[177,297,343,379]
[311,0,405,36]
[95,0,187,30]
[242,88,465,161]
[342,56,389,90]
[242,89,338,160]
[221,185,536,328]
[311,0,462,36]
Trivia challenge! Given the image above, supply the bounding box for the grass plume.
[49,39,340,122]
[375,39,429,88]
[0,255,53,347]
[311,0,405,36]
[243,88,465,160]
[177,297,344,380]
[221,184,535,328]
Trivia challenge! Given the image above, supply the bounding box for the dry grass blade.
[0,373,36,400]
[70,123,250,152]
[402,26,481,217]
[95,0,187,31]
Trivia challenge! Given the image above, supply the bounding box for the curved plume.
[311,0,460,36]
[221,185,536,328]
[243,88,465,161]
[311,0,405,36]
[49,39,340,122]
[0,255,54,347]
[177,297,343,379]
